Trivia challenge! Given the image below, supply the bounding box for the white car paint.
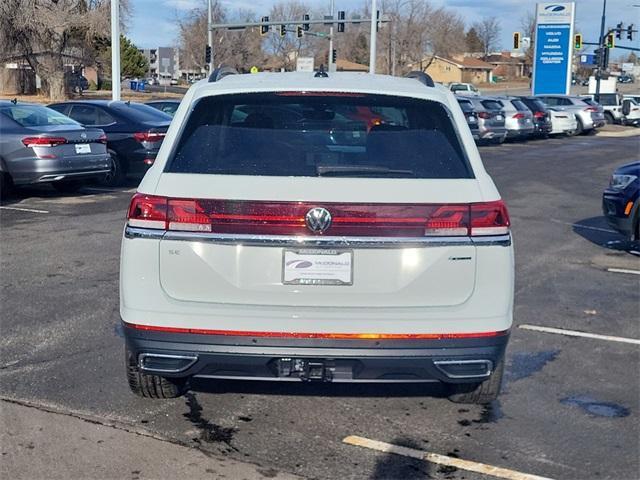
[548,109,578,135]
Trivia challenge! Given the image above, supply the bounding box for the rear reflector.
[22,137,67,147]
[126,194,510,237]
[124,322,509,340]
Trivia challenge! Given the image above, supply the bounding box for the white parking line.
[343,435,554,480]
[549,218,616,234]
[607,268,640,275]
[0,206,49,214]
[519,324,640,345]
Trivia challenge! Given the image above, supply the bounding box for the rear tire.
[575,119,584,135]
[447,355,504,404]
[102,152,126,187]
[126,347,187,399]
[604,112,615,125]
[52,180,83,193]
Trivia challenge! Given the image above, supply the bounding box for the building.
[336,59,368,72]
[485,52,529,80]
[417,55,494,84]
[140,47,180,81]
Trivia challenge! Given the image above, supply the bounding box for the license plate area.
[75,143,91,154]
[282,249,353,286]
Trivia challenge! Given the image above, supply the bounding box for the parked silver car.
[490,97,535,139]
[0,101,110,196]
[465,97,508,144]
[535,95,605,134]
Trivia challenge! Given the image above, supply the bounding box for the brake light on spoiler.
[127,195,510,237]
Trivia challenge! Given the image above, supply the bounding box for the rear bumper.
[123,322,509,384]
[8,155,111,185]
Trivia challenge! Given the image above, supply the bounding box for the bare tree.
[473,17,501,59]
[0,0,130,100]
[520,11,536,66]
[265,1,316,71]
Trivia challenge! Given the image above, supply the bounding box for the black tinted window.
[111,102,172,122]
[0,105,78,127]
[457,100,474,112]
[481,100,502,111]
[167,93,472,179]
[511,99,528,111]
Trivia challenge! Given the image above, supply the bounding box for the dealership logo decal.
[544,4,566,11]
[286,260,313,269]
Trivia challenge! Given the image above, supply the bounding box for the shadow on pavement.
[370,437,433,479]
[572,216,639,255]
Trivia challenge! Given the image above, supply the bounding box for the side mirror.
[622,99,632,116]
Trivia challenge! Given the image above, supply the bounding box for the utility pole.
[328,0,335,71]
[207,0,214,72]
[595,0,607,102]
[111,0,120,101]
[369,0,377,74]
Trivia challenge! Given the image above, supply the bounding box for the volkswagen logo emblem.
[305,207,332,234]
[80,132,87,139]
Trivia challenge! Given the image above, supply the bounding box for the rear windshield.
[510,99,529,111]
[167,93,473,179]
[457,100,474,112]
[111,102,172,123]
[581,98,598,107]
[481,100,502,111]
[450,84,468,92]
[0,104,78,127]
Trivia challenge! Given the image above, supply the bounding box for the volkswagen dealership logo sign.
[305,207,332,233]
[544,4,566,11]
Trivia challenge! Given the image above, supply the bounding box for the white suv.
[120,68,514,404]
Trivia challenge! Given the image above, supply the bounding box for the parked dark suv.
[518,97,552,138]
[602,161,639,241]
[48,101,171,186]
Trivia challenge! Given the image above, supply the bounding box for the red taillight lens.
[167,199,212,232]
[424,205,469,236]
[133,132,166,143]
[127,193,167,229]
[470,200,510,236]
[533,111,545,118]
[512,113,525,119]
[22,137,67,147]
[98,133,108,144]
[477,112,490,119]
[584,107,598,112]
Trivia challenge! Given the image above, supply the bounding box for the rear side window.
[481,100,502,111]
[581,98,598,106]
[0,105,78,127]
[167,93,473,179]
[111,103,172,122]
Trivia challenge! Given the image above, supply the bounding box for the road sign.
[580,54,595,65]
[296,57,314,72]
[532,2,575,95]
[250,66,259,74]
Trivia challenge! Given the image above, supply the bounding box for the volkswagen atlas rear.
[120,71,514,404]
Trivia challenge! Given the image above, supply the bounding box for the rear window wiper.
[317,165,416,177]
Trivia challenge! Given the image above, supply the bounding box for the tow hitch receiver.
[277,358,334,382]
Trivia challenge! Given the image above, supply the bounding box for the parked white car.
[548,108,578,135]
[449,82,481,96]
[120,68,514,405]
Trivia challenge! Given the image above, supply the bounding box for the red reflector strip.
[123,322,508,340]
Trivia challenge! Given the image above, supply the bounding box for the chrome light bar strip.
[125,226,511,248]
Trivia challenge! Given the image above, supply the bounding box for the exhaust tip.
[138,353,197,373]
[433,359,493,379]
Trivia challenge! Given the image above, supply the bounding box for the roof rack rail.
[405,71,435,87]
[208,65,238,83]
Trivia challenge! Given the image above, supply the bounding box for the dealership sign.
[532,3,575,95]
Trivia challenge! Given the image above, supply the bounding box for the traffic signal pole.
[594,0,607,102]
[328,0,335,71]
[369,0,377,73]
[111,0,120,101]
[207,0,213,71]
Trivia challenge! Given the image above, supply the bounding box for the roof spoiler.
[208,65,238,83]
[405,71,435,87]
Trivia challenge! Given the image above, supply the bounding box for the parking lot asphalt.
[1,133,639,480]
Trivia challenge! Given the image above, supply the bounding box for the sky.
[128,0,638,59]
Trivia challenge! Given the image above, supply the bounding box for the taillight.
[133,132,166,143]
[127,194,167,229]
[126,197,510,237]
[477,112,490,119]
[533,111,545,118]
[22,137,67,147]
[97,133,108,144]
[470,200,510,236]
[584,107,598,112]
[512,113,525,119]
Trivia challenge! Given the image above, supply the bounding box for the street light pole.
[328,0,335,71]
[369,0,377,73]
[207,0,214,71]
[111,0,120,101]
[595,0,607,102]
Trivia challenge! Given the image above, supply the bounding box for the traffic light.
[296,25,304,38]
[331,49,337,63]
[260,16,269,36]
[303,14,310,31]
[337,11,345,33]
[513,32,521,49]
[594,48,602,68]
[279,24,286,37]
[616,22,623,39]
[605,33,614,48]
[603,46,610,68]
[204,45,211,64]
[574,33,582,50]
[376,10,380,32]
[628,24,634,41]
